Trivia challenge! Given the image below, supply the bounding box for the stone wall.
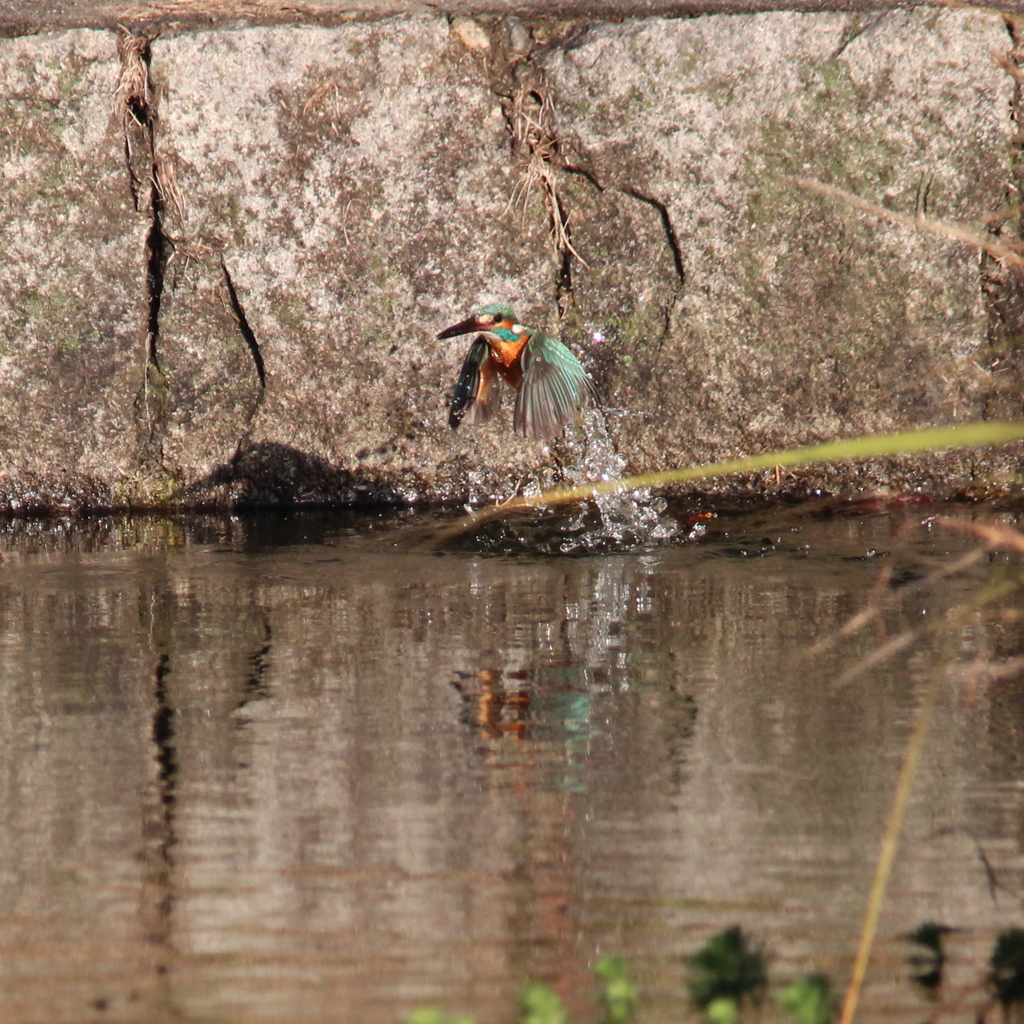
[0,4,1020,509]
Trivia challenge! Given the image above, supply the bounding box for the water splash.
[466,469,488,509]
[553,408,686,554]
[450,409,705,556]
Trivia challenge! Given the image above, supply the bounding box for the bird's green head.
[437,303,521,342]
[475,302,516,323]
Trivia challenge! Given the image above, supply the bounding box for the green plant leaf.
[520,982,567,1024]
[594,955,637,1023]
[688,926,766,1010]
[991,928,1024,1008]
[907,921,951,990]
[705,996,739,1024]
[407,1010,475,1024]
[776,974,833,1024]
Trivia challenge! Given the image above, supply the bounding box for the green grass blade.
[436,420,1024,541]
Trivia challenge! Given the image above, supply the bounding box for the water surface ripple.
[0,504,1023,1023]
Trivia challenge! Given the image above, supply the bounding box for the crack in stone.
[554,190,574,313]
[830,11,890,60]
[115,30,163,372]
[116,28,267,485]
[980,14,1024,424]
[117,28,174,465]
[221,258,267,389]
[480,18,687,305]
[561,162,687,289]
[482,21,584,310]
[617,186,686,288]
[144,178,167,372]
[115,30,154,212]
[477,16,687,402]
[556,159,684,365]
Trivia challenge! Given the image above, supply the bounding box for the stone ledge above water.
[6,0,1005,35]
[0,6,1021,511]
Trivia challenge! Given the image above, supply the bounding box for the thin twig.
[839,520,1024,1023]
[838,660,940,1024]
[935,517,1024,554]
[810,545,990,658]
[792,176,1024,271]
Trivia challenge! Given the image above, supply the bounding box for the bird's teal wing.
[449,336,502,429]
[514,330,594,438]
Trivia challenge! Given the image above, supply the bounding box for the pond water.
[1,501,1024,1023]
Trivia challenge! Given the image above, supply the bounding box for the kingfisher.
[438,303,593,439]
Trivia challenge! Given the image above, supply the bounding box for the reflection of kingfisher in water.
[450,666,595,786]
[451,669,531,741]
[438,303,593,439]
[449,661,592,1004]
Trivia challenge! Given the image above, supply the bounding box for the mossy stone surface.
[0,10,1018,509]
[0,30,147,507]
[541,9,1015,489]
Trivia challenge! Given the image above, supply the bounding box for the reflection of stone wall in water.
[0,5,1019,511]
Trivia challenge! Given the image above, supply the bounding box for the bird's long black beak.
[437,316,486,340]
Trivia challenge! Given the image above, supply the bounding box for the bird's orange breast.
[486,335,528,368]
[483,336,526,391]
